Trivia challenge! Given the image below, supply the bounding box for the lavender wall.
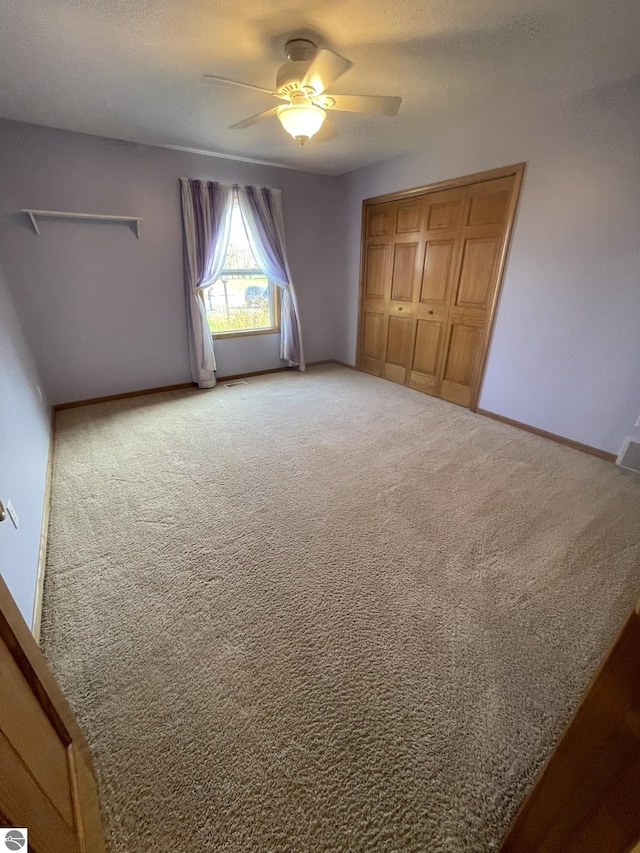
[339,75,640,455]
[0,274,51,626]
[0,119,345,404]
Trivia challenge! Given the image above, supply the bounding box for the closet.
[357,164,524,408]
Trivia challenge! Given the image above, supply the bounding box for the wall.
[0,273,51,626]
[339,74,640,455]
[0,119,345,404]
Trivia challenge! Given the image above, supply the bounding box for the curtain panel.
[180,178,234,387]
[236,186,305,370]
[180,179,305,387]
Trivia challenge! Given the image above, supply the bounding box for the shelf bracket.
[26,211,40,236]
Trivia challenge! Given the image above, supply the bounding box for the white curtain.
[236,186,305,370]
[180,179,234,387]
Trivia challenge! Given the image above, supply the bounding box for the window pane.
[206,202,277,335]
[205,275,274,334]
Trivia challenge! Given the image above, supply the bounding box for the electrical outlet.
[6,500,19,530]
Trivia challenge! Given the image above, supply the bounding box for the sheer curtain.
[236,186,305,370]
[180,179,234,387]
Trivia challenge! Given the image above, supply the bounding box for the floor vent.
[223,380,248,388]
[616,437,640,473]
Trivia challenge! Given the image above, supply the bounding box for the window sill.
[211,327,280,341]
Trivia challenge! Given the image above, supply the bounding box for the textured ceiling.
[1,0,639,174]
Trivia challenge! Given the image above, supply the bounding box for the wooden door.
[501,598,640,852]
[383,196,425,384]
[357,164,524,409]
[359,202,393,377]
[409,187,465,395]
[0,576,106,853]
[439,176,515,407]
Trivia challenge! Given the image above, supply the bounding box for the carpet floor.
[41,365,640,852]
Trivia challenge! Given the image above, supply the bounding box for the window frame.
[204,196,282,340]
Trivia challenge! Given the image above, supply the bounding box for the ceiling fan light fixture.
[277,102,326,144]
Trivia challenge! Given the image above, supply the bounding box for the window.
[205,201,279,337]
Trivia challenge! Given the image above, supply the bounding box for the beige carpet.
[41,364,640,852]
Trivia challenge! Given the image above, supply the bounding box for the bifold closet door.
[359,202,393,377]
[358,167,522,409]
[438,176,515,407]
[359,196,425,384]
[409,187,465,395]
[382,195,424,384]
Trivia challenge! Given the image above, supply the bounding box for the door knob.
[0,501,6,522]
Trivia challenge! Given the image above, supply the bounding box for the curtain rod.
[179,179,276,192]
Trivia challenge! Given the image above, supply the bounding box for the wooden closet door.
[357,165,523,408]
[409,187,465,395]
[359,202,393,376]
[0,577,106,853]
[439,175,515,407]
[382,196,425,384]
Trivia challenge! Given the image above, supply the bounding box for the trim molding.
[307,359,355,370]
[54,362,356,409]
[362,162,527,205]
[217,366,289,383]
[31,408,56,643]
[217,361,354,382]
[476,408,616,462]
[55,382,196,411]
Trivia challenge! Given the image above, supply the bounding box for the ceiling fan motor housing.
[277,38,318,96]
[276,61,312,96]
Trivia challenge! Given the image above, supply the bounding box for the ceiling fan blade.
[202,74,286,100]
[316,93,402,116]
[230,107,279,130]
[300,49,352,96]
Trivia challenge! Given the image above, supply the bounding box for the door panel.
[395,198,423,234]
[410,319,444,394]
[465,178,512,227]
[384,315,413,384]
[439,319,484,406]
[364,244,388,299]
[367,203,393,237]
[0,642,74,827]
[360,311,385,375]
[0,576,106,853]
[391,242,420,302]
[0,730,81,853]
[420,240,456,306]
[425,193,464,232]
[455,237,500,309]
[467,189,510,226]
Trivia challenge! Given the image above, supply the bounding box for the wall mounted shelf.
[22,209,143,239]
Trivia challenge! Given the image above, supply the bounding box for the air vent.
[223,380,248,388]
[616,437,640,473]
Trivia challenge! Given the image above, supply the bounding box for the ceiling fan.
[202,39,402,145]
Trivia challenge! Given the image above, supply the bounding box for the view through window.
[205,201,278,335]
